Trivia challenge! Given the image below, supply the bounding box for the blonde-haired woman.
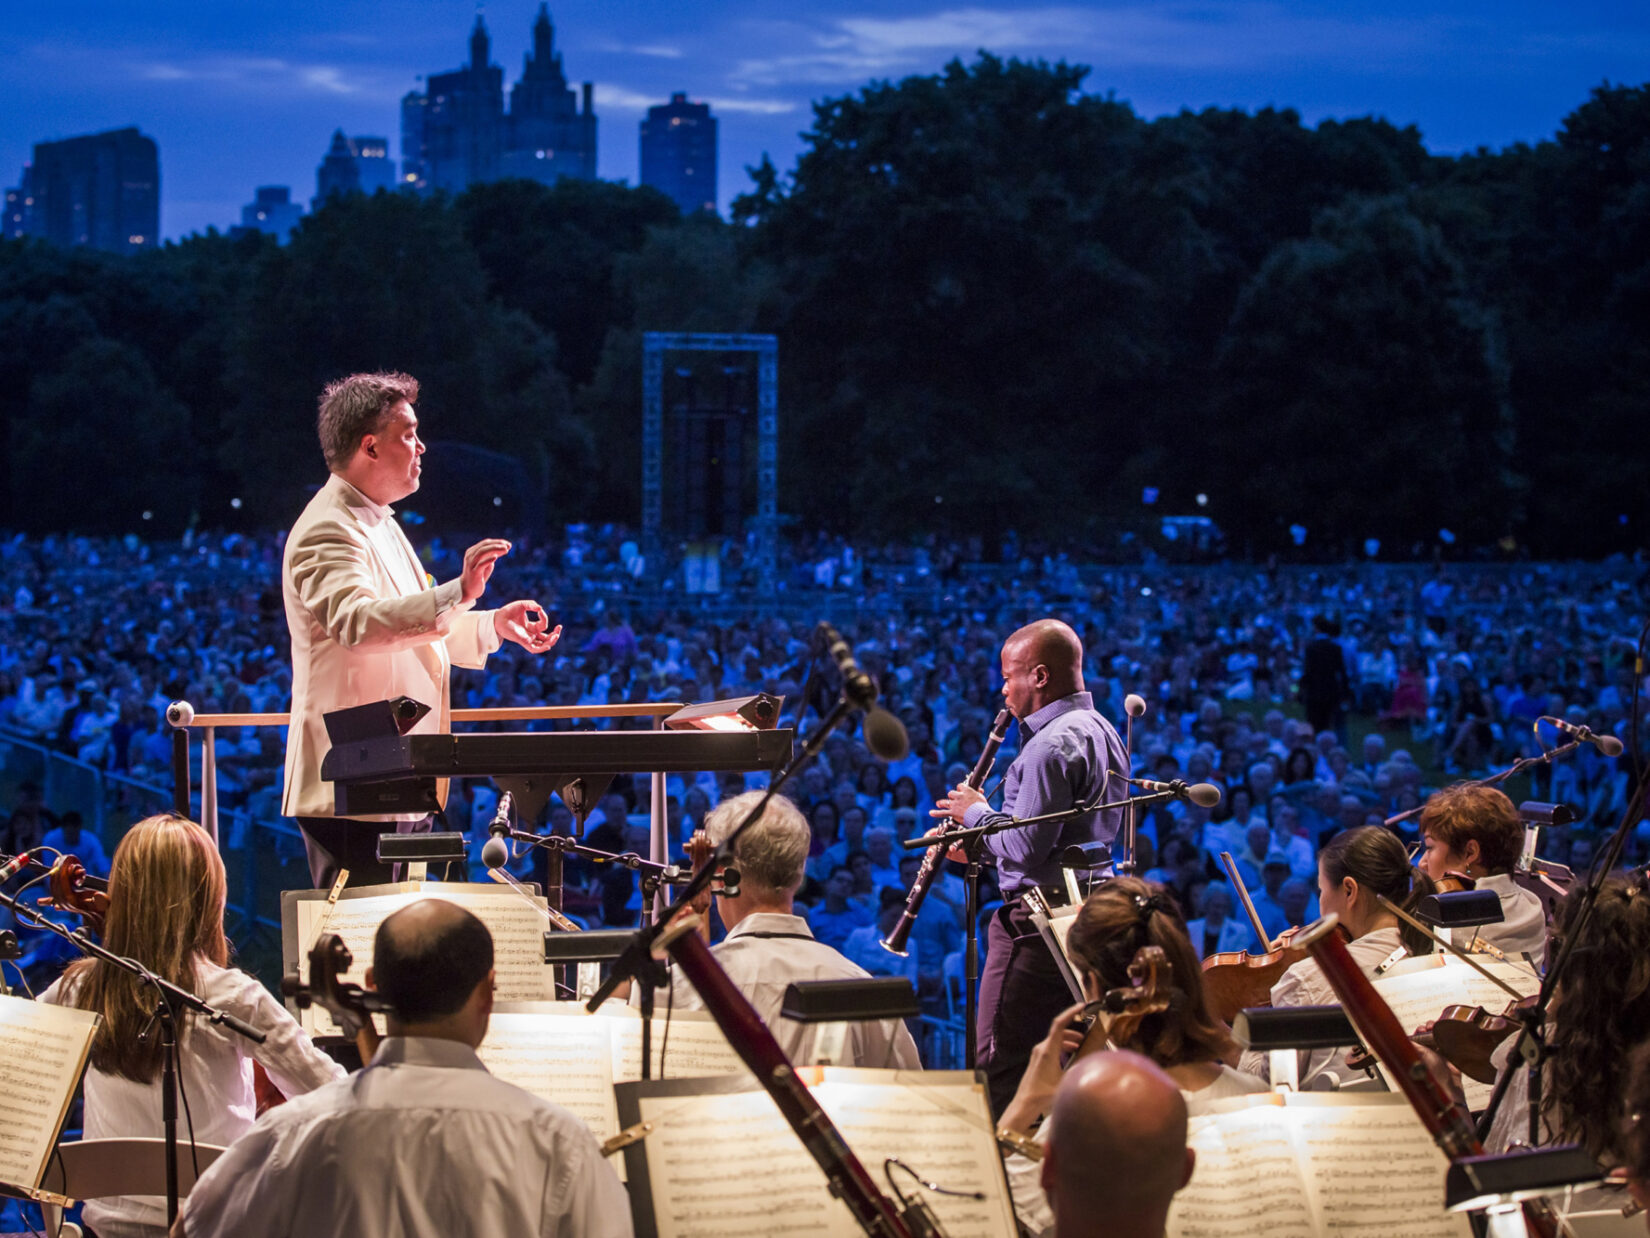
[43,814,342,1238]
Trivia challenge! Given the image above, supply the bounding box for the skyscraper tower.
[402,7,597,195]
[314,131,395,207]
[27,127,158,252]
[503,4,598,184]
[640,93,717,216]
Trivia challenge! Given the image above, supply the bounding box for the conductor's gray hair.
[706,790,810,898]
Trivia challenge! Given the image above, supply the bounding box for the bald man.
[177,901,631,1238]
[1043,1052,1194,1238]
[931,619,1127,1114]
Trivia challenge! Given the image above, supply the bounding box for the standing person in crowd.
[1239,825,1435,1089]
[176,900,632,1238]
[1300,616,1350,741]
[1414,783,1548,959]
[667,790,920,1069]
[281,372,560,888]
[43,815,344,1238]
[930,619,1128,1115]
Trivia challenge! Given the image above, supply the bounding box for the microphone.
[1539,716,1624,758]
[481,792,514,869]
[1060,842,1112,869]
[0,849,40,884]
[818,623,909,761]
[1128,778,1222,808]
[1124,694,1146,718]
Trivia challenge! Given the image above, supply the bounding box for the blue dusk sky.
[4,1,1648,240]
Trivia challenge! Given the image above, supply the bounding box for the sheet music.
[292,887,552,1037]
[630,1069,1015,1238]
[478,1006,628,1144]
[1168,1096,1469,1238]
[1285,1096,1470,1237]
[1169,1100,1317,1238]
[0,995,99,1191]
[612,1010,748,1082]
[1368,959,1539,1110]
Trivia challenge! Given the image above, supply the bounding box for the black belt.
[1013,882,1073,911]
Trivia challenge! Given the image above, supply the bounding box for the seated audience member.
[843,886,922,988]
[1239,825,1434,1089]
[804,863,870,951]
[178,900,632,1238]
[1041,1052,1196,1238]
[1414,783,1546,959]
[1248,853,1293,942]
[43,814,344,1238]
[1184,883,1255,959]
[668,790,920,1069]
[41,809,110,877]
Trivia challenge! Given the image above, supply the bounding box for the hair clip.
[1133,893,1165,917]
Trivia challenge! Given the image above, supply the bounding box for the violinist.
[997,878,1267,1237]
[1238,825,1435,1088]
[41,814,343,1238]
[1414,784,1547,959]
[1627,1042,1650,1226]
[1483,871,1650,1165]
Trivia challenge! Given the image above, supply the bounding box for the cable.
[658,966,676,1079]
[4,958,34,998]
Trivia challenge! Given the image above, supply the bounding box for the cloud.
[596,84,797,116]
[132,55,398,101]
[728,4,1443,87]
[597,40,685,59]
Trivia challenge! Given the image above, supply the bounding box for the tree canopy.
[1,64,1645,557]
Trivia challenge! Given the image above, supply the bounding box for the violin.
[1200,925,1319,1025]
[1076,944,1171,1059]
[1432,869,1476,894]
[44,855,110,934]
[1422,994,1538,1084]
[280,933,393,1066]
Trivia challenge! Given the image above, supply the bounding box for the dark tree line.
[1,61,1645,557]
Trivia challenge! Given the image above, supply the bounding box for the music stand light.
[1444,1145,1601,1213]
[664,694,784,733]
[1413,889,1504,928]
[1232,1005,1361,1051]
[780,979,920,1023]
[542,930,634,965]
[375,832,469,864]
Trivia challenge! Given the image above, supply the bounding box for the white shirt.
[1238,926,1407,1090]
[42,958,345,1237]
[181,1036,632,1238]
[668,912,922,1070]
[1471,873,1548,961]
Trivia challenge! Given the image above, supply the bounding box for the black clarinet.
[880,709,1012,957]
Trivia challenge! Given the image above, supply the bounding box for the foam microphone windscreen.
[1124,694,1147,718]
[865,708,910,762]
[1188,783,1223,809]
[481,836,511,869]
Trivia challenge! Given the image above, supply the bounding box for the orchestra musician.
[929,619,1127,1115]
[175,900,632,1238]
[1482,870,1650,1165]
[41,814,344,1238]
[1413,783,1547,958]
[1626,1041,1650,1226]
[282,371,560,889]
[1041,1052,1195,1238]
[996,877,1266,1236]
[665,790,921,1068]
[1238,825,1435,1089]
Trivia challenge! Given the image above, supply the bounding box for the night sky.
[5,1,1648,240]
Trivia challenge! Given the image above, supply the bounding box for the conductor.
[281,371,560,888]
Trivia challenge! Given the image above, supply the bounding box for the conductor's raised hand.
[494,600,561,654]
[460,538,512,603]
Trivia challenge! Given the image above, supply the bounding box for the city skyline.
[4,0,1648,241]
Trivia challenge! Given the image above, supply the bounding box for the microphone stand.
[0,884,265,1226]
[899,787,1185,1068]
[506,830,697,1076]
[1383,739,1584,829]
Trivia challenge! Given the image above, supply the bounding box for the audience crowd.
[2,525,1647,1035]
